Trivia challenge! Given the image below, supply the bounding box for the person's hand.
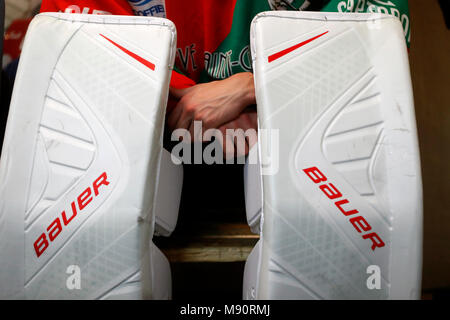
[217,109,258,159]
[167,72,256,138]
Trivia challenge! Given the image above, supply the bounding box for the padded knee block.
[154,149,183,237]
[244,145,262,235]
[0,13,180,299]
[245,12,422,299]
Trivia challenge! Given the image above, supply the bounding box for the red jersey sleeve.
[170,70,196,90]
[40,0,133,15]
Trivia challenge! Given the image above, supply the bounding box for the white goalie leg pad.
[0,13,178,299]
[247,12,423,300]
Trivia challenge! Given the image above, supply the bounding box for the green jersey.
[197,0,410,84]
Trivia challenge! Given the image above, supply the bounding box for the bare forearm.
[168,71,257,132]
[233,72,256,109]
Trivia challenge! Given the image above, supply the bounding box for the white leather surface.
[244,145,262,235]
[243,239,261,300]
[154,149,183,237]
[247,11,422,300]
[101,242,171,300]
[0,13,177,299]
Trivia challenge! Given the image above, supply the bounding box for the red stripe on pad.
[100,34,155,71]
[268,31,329,63]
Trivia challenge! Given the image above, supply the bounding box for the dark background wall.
[409,0,450,291]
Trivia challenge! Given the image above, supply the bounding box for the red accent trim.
[100,34,155,71]
[268,31,329,63]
